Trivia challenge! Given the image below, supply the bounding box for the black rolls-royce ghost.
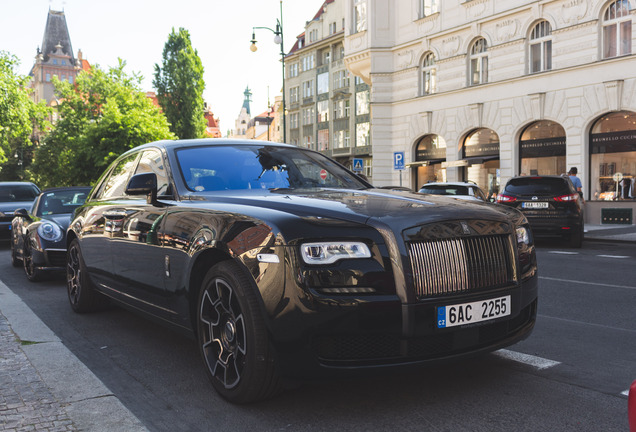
[67,139,538,403]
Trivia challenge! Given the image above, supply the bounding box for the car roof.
[41,186,92,193]
[0,181,39,187]
[131,138,297,154]
[508,175,569,180]
[420,182,480,187]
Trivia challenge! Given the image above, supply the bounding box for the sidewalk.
[584,223,636,243]
[0,280,147,432]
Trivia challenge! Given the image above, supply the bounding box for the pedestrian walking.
[568,167,584,202]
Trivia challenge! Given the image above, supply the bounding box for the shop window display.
[463,128,500,199]
[590,111,636,200]
[414,134,446,186]
[519,120,566,176]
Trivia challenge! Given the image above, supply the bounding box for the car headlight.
[300,241,371,264]
[38,222,63,242]
[516,226,531,245]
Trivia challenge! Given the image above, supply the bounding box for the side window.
[100,153,139,200]
[135,149,171,197]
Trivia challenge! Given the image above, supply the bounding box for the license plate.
[437,295,511,328]
[522,202,548,209]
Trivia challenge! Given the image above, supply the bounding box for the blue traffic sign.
[394,151,405,170]
[352,158,364,172]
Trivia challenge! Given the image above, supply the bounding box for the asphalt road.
[1,240,634,431]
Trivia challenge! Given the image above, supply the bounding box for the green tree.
[0,51,48,180]
[153,27,206,139]
[31,60,175,188]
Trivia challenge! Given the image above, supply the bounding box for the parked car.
[497,175,584,247]
[0,182,40,242]
[418,182,488,201]
[66,139,538,403]
[11,187,91,281]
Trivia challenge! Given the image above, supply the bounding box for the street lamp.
[250,0,286,143]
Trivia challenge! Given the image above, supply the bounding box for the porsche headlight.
[38,222,63,242]
[301,241,371,264]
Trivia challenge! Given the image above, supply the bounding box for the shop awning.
[442,155,499,168]
[406,159,445,167]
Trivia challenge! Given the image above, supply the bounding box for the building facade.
[285,0,373,179]
[345,0,636,223]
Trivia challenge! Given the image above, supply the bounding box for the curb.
[0,279,148,432]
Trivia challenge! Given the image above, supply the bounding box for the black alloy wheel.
[22,237,43,282]
[66,239,102,313]
[197,261,281,403]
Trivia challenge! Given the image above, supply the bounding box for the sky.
[1,0,326,135]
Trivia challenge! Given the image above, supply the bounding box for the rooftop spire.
[40,9,75,64]
[242,86,252,115]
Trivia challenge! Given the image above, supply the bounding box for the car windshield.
[420,185,470,196]
[37,189,89,216]
[176,145,368,192]
[505,177,571,195]
[0,184,39,202]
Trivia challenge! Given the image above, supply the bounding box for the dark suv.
[497,175,584,247]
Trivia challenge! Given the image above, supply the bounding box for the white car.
[418,182,488,201]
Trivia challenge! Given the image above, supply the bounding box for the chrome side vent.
[408,234,516,298]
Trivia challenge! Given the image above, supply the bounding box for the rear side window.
[505,177,572,195]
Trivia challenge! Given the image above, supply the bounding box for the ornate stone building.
[285,0,373,178]
[29,9,88,107]
[345,0,636,223]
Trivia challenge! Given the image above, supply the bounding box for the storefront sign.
[464,143,499,158]
[416,146,446,161]
[520,137,566,158]
[591,130,636,154]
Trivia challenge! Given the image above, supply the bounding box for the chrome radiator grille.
[408,234,516,298]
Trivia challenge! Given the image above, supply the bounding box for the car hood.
[187,188,522,234]
[39,214,73,230]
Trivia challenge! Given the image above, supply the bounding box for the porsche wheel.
[22,238,43,282]
[197,261,280,403]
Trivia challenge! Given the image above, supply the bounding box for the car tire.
[22,237,44,282]
[197,261,281,404]
[67,239,103,313]
[569,226,583,248]
[10,234,21,267]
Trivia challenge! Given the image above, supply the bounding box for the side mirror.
[126,173,158,205]
[13,208,29,217]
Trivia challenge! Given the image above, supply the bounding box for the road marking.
[539,276,636,291]
[494,349,560,370]
[548,251,579,255]
[621,389,630,397]
[597,254,630,259]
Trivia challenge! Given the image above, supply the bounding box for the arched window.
[469,38,488,86]
[529,21,552,73]
[602,0,632,58]
[421,53,437,95]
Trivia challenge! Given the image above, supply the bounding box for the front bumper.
[272,276,538,378]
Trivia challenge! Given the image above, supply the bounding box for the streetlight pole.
[250,0,286,144]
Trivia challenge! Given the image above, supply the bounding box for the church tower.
[29,9,87,105]
[233,86,252,138]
